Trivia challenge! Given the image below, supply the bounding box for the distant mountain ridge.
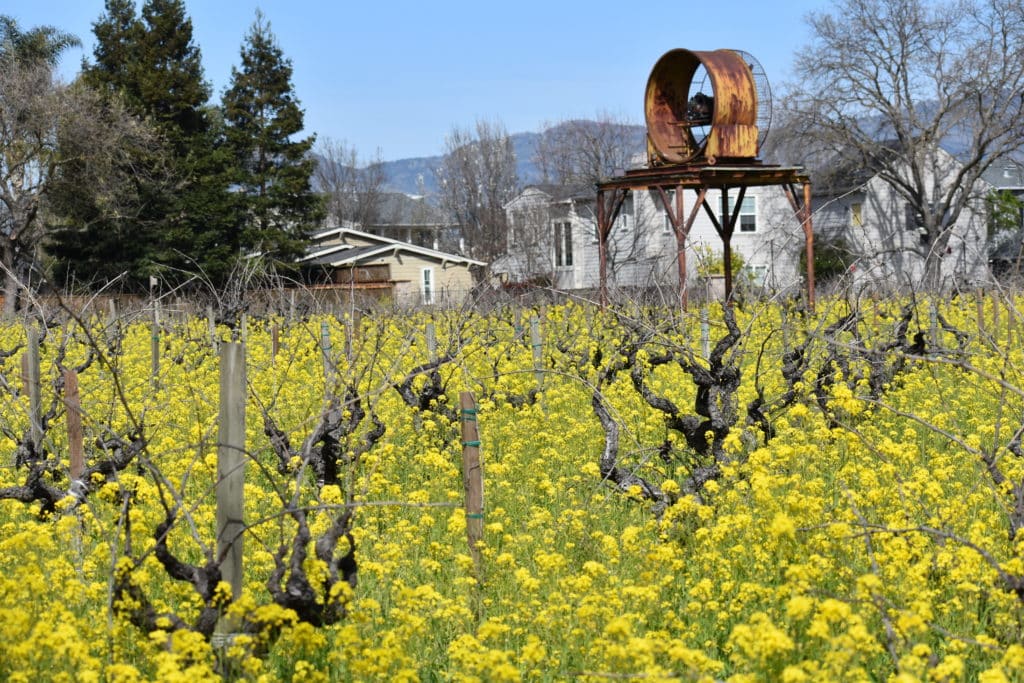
[377,130,543,197]
[377,123,646,197]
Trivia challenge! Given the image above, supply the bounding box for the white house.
[982,156,1024,276]
[809,146,993,292]
[359,192,459,252]
[494,181,808,298]
[496,142,1024,297]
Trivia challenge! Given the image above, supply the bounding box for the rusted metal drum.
[645,48,759,165]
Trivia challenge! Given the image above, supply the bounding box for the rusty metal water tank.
[645,48,771,166]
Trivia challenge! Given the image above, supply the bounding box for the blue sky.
[11,0,827,161]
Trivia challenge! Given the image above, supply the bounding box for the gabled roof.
[982,158,1024,191]
[805,138,996,198]
[302,226,485,268]
[768,121,1024,197]
[526,183,592,202]
[505,183,594,210]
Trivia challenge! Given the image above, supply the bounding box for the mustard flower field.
[2,296,1024,682]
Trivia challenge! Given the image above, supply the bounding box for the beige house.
[300,227,484,306]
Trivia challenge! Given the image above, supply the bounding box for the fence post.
[64,369,85,498]
[216,342,246,634]
[271,323,280,359]
[460,391,484,592]
[23,326,42,457]
[930,300,939,349]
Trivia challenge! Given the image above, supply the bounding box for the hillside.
[377,123,645,197]
[377,130,544,196]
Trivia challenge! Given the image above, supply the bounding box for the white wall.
[812,156,990,292]
[502,184,809,296]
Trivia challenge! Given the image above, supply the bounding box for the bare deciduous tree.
[0,58,156,315]
[314,137,386,228]
[531,115,672,288]
[784,0,1024,290]
[533,113,643,186]
[435,118,519,263]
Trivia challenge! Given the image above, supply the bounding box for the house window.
[850,203,863,227]
[509,213,524,248]
[662,189,676,233]
[905,203,925,231]
[722,196,757,232]
[905,204,918,230]
[554,221,573,267]
[743,264,768,287]
[421,267,433,304]
[617,196,634,231]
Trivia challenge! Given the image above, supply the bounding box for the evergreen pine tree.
[80,0,140,99]
[222,11,320,265]
[47,0,149,287]
[50,0,238,288]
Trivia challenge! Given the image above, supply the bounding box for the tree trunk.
[2,247,19,319]
[923,230,953,292]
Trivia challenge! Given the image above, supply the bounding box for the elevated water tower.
[595,48,814,310]
[645,48,770,166]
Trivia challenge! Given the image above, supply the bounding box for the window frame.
[662,188,676,234]
[553,221,573,268]
[421,266,434,305]
[850,202,863,227]
[722,195,758,233]
[742,263,769,286]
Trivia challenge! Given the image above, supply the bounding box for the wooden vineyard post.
[426,321,437,363]
[1009,303,1018,349]
[976,289,986,338]
[150,304,160,388]
[321,321,333,395]
[992,292,1001,343]
[271,323,280,359]
[530,316,543,389]
[106,299,119,348]
[345,310,359,362]
[64,369,85,498]
[22,326,42,458]
[930,301,939,350]
[701,308,711,359]
[459,391,484,610]
[780,303,791,354]
[207,306,218,351]
[216,342,246,636]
